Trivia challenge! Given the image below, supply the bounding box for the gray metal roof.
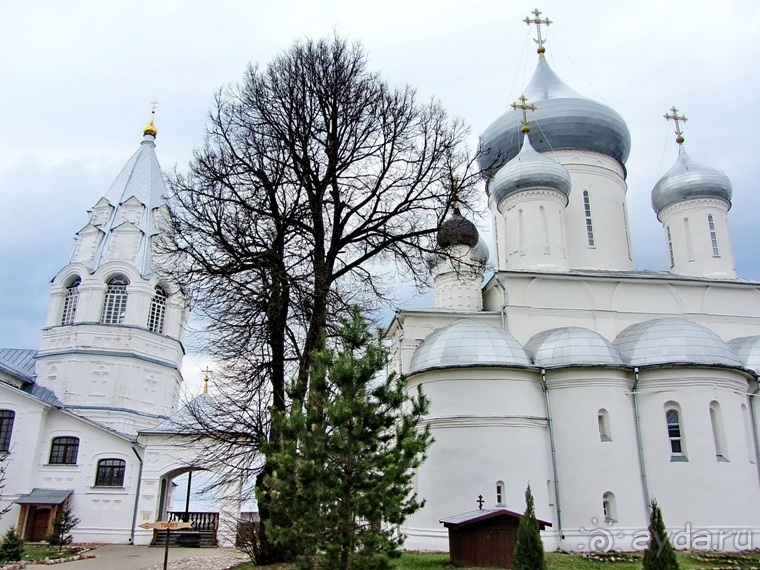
[613,317,742,368]
[526,327,624,368]
[16,488,73,505]
[440,508,552,528]
[409,321,532,374]
[651,147,732,217]
[140,393,211,435]
[85,133,168,277]
[23,384,64,407]
[0,348,37,383]
[478,57,631,175]
[490,134,571,206]
[728,336,760,375]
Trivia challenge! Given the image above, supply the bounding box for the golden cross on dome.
[664,106,688,145]
[524,8,552,54]
[511,95,537,134]
[201,366,212,394]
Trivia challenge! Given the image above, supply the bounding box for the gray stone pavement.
[24,545,249,570]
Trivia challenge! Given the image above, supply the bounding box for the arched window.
[709,401,728,461]
[495,481,505,506]
[602,492,617,522]
[60,277,81,326]
[708,214,720,256]
[665,405,686,460]
[0,410,15,452]
[101,275,129,324]
[742,404,755,464]
[583,191,595,247]
[49,436,79,465]
[95,458,126,486]
[598,408,612,442]
[147,285,168,334]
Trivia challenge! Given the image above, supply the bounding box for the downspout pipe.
[632,367,651,516]
[540,368,564,540]
[747,383,760,491]
[129,445,145,544]
[493,274,508,330]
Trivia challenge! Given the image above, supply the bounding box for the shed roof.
[440,508,552,529]
[16,488,73,505]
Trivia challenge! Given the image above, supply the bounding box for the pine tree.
[643,499,680,570]
[513,485,546,570]
[260,307,433,570]
[0,526,24,563]
[46,499,81,551]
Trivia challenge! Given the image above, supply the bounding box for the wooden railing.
[167,511,219,532]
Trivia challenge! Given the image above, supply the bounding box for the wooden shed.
[440,508,552,568]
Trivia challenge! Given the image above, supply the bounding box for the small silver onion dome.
[490,134,571,206]
[728,336,760,375]
[613,317,741,368]
[409,321,531,374]
[437,208,479,248]
[478,57,631,175]
[651,148,732,218]
[526,326,624,368]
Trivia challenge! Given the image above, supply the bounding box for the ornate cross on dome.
[202,365,212,394]
[664,106,688,145]
[511,95,537,134]
[524,8,552,54]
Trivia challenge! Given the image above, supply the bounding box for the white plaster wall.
[430,245,485,311]
[659,199,735,279]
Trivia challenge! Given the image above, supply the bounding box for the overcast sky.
[1,0,759,392]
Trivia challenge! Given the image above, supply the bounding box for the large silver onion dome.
[409,321,531,374]
[478,57,631,175]
[651,148,732,217]
[613,317,741,368]
[490,134,571,206]
[526,327,624,368]
[728,336,760,375]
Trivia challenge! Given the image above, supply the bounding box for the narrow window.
[147,285,168,334]
[101,275,129,324]
[49,436,79,465]
[666,226,675,268]
[665,407,686,460]
[598,409,612,442]
[602,492,617,522]
[518,209,525,255]
[742,404,756,464]
[708,214,720,256]
[710,401,728,461]
[540,205,550,254]
[684,217,694,261]
[95,458,126,486]
[495,481,505,506]
[0,411,15,452]
[547,479,554,506]
[623,203,632,260]
[583,191,595,247]
[60,277,81,326]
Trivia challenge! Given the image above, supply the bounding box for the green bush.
[0,526,24,563]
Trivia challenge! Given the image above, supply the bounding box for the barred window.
[61,277,81,325]
[95,458,126,486]
[0,411,15,452]
[101,275,129,324]
[583,191,595,247]
[708,215,720,256]
[147,285,168,334]
[49,436,79,465]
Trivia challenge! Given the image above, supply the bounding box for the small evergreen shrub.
[0,526,24,563]
[643,499,680,570]
[513,484,546,570]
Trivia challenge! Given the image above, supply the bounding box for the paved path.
[25,545,249,570]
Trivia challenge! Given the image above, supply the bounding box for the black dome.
[437,209,479,248]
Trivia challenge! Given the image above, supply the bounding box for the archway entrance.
[153,467,219,547]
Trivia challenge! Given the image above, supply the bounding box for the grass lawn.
[21,544,85,561]
[231,549,760,570]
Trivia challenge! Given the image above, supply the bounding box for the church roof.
[526,327,624,368]
[728,336,760,375]
[86,132,168,277]
[0,348,37,383]
[140,393,211,435]
[409,321,532,374]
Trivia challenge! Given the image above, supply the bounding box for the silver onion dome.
[651,148,732,218]
[490,134,571,206]
[478,57,631,176]
[409,321,531,374]
[526,326,624,368]
[613,317,742,368]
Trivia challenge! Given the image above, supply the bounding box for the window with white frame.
[495,481,505,506]
[665,406,686,460]
[60,277,81,325]
[0,410,15,452]
[708,214,720,256]
[49,436,79,465]
[598,409,612,442]
[147,285,168,334]
[602,491,617,522]
[101,275,129,324]
[95,458,126,486]
[583,191,595,247]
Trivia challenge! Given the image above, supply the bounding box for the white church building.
[392,16,760,554]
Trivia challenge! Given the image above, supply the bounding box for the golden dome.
[143,121,158,137]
